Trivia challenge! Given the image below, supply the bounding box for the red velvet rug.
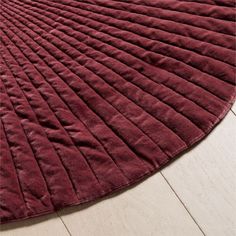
[0,0,235,224]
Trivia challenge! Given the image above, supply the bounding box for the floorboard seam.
[57,212,73,236]
[160,172,206,236]
[230,109,236,117]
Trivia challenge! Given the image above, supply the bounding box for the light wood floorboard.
[162,111,236,236]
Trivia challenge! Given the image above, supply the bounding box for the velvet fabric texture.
[0,0,235,224]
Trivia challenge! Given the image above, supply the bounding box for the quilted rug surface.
[0,0,236,224]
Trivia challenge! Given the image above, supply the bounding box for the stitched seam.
[1,45,80,201]
[75,0,236,34]
[1,13,165,168]
[11,0,236,63]
[9,0,235,69]
[8,0,235,53]
[1,13,154,172]
[0,31,112,191]
[2,9,191,147]
[0,117,30,213]
[9,2,227,118]
[0,25,149,176]
[47,25,221,120]
[0,29,146,183]
[26,0,236,49]
[2,37,130,187]
[39,0,235,84]
[2,6,217,135]
[7,1,233,103]
[70,1,236,66]
[2,4,221,131]
[110,0,235,21]
[0,80,55,209]
[178,0,234,8]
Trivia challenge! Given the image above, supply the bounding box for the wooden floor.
[1,105,236,236]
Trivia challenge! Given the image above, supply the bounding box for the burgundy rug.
[0,0,235,224]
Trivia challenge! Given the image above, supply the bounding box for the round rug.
[0,0,235,223]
